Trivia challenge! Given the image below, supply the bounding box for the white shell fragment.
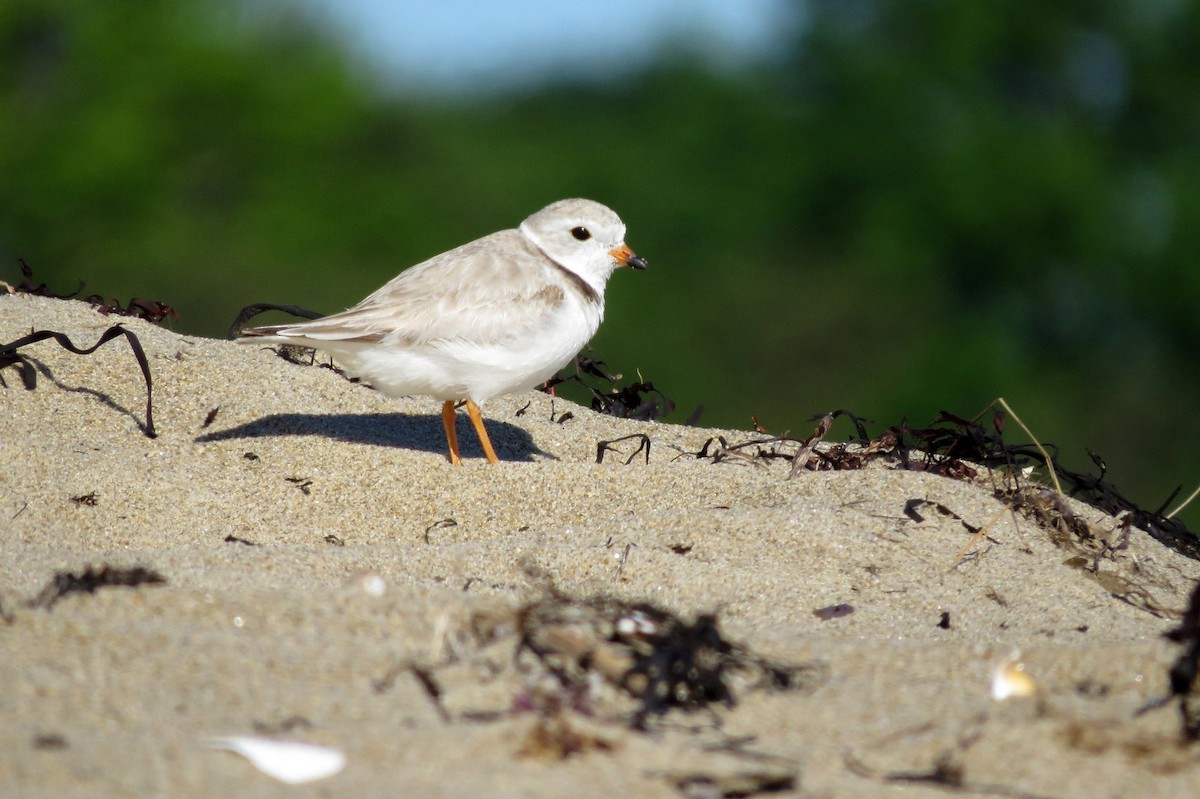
[208,736,346,784]
[991,650,1037,701]
[356,571,387,597]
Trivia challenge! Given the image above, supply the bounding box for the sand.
[2,291,1199,798]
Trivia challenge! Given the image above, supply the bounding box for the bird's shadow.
[195,411,551,462]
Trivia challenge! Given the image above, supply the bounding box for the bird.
[237,198,647,464]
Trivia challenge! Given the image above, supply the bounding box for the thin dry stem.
[973,397,1063,496]
[1166,481,1200,520]
[948,506,1013,569]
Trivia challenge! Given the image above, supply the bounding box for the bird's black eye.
[570,226,591,241]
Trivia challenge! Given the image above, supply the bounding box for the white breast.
[321,284,603,404]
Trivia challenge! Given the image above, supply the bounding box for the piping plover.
[237,198,647,464]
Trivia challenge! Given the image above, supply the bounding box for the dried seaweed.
[672,410,872,472]
[1165,582,1200,739]
[0,325,158,437]
[226,303,325,340]
[544,353,675,421]
[813,603,854,621]
[665,768,797,798]
[904,499,981,535]
[5,260,178,323]
[612,541,636,580]
[517,590,824,728]
[28,565,166,610]
[4,259,84,299]
[888,408,1195,558]
[32,734,68,751]
[596,433,651,465]
[678,403,1197,560]
[684,435,801,468]
[86,295,178,324]
[286,476,313,495]
[424,517,458,544]
[623,612,735,721]
[788,412,834,475]
[1139,580,1200,739]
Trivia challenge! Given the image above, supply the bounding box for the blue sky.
[279,0,799,92]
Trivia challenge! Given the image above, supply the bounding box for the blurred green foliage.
[2,0,1197,530]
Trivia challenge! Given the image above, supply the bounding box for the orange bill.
[609,244,648,270]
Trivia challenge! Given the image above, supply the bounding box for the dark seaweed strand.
[0,325,157,438]
[226,303,325,340]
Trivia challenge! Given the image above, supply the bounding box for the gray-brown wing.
[244,231,569,345]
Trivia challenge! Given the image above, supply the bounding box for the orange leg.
[465,400,500,464]
[441,400,463,466]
